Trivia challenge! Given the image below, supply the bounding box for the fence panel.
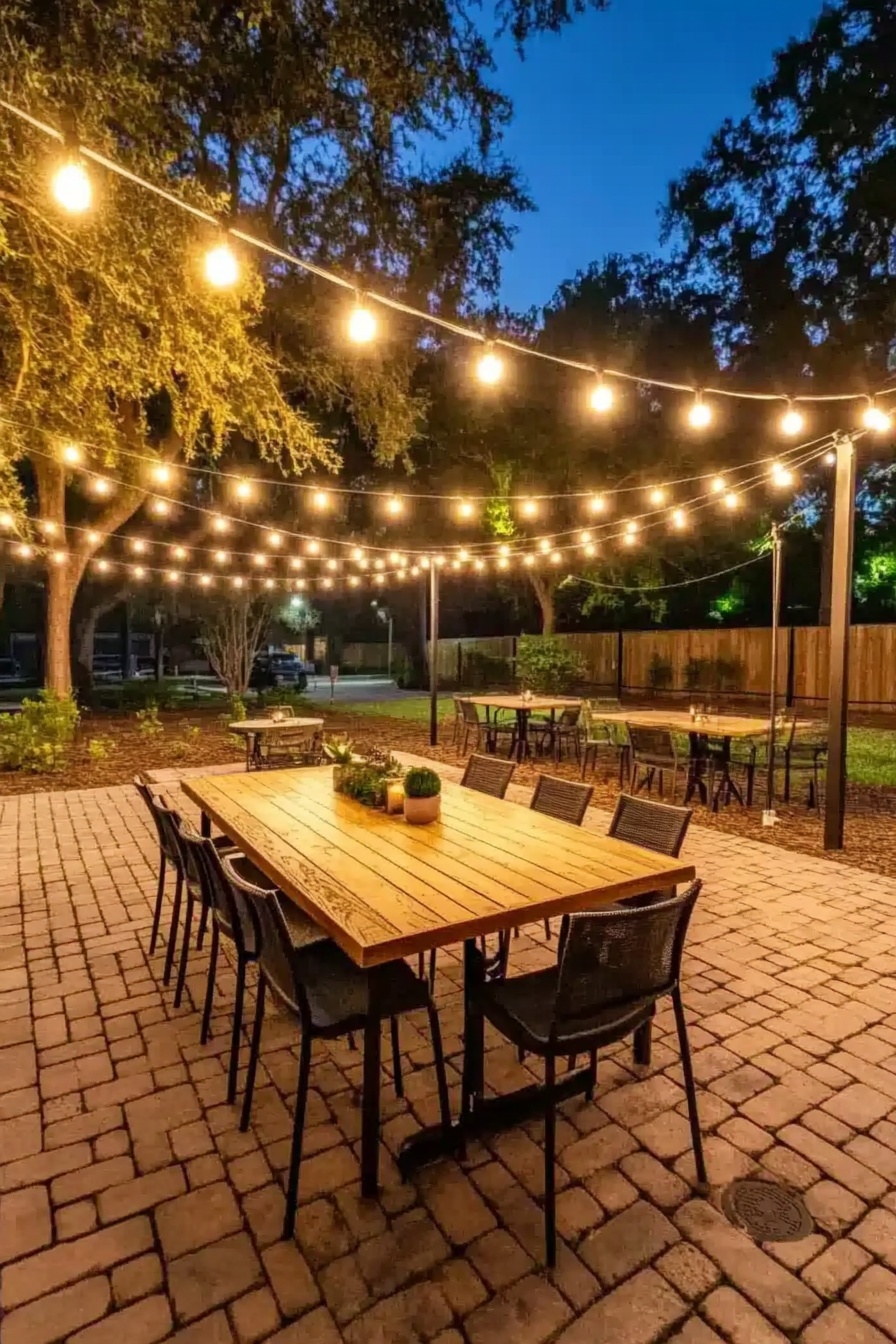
[622,627,789,697]
[340,641,402,672]
[793,624,896,707]
[557,631,619,690]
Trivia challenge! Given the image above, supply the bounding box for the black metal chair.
[458,699,485,755]
[231,861,452,1239]
[451,696,469,748]
[628,724,699,803]
[474,882,706,1266]
[461,753,516,798]
[608,792,692,861]
[134,775,182,972]
[581,704,630,787]
[741,717,827,810]
[532,704,582,762]
[516,776,595,944]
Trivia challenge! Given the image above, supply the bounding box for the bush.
[335,762,388,807]
[136,703,164,737]
[647,653,674,692]
[460,650,512,689]
[87,735,116,762]
[403,766,441,798]
[0,690,80,772]
[515,635,584,695]
[89,680,182,712]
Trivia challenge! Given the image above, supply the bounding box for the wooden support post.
[824,436,857,851]
[429,564,439,747]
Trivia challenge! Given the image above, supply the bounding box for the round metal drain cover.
[721,1179,813,1242]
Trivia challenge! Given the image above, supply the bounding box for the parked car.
[0,657,22,685]
[249,651,308,692]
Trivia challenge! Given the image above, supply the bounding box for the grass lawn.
[337,695,455,723]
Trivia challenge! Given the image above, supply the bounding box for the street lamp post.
[370,602,394,682]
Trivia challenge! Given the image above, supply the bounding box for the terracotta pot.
[332,765,347,791]
[403,794,441,825]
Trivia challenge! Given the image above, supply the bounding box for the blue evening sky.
[493,0,823,312]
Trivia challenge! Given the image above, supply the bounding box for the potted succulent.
[403,766,442,825]
[323,738,355,790]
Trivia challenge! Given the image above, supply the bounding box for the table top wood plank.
[594,709,769,738]
[182,767,695,966]
[229,717,324,735]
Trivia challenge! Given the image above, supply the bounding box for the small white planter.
[403,795,441,825]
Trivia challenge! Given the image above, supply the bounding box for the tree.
[1,0,610,689]
[199,595,271,695]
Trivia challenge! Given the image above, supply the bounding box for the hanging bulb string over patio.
[5,93,896,419]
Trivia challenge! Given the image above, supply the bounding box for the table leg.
[200,811,211,839]
[361,1013,382,1197]
[461,938,485,1117]
[516,709,527,763]
[685,731,708,805]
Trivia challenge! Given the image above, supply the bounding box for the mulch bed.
[3,704,896,884]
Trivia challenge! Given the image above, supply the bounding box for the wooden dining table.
[228,717,324,771]
[594,708,770,805]
[182,765,695,1195]
[467,694,582,762]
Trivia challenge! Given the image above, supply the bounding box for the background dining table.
[182,765,695,1194]
[228,716,324,770]
[467,694,582,762]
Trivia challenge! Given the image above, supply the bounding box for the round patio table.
[229,717,324,771]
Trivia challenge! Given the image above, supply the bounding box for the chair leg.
[544,1054,557,1268]
[200,921,219,1046]
[162,870,183,987]
[417,951,425,981]
[196,897,210,950]
[390,1017,403,1098]
[227,957,247,1106]
[426,1002,453,1135]
[542,918,551,940]
[587,1048,597,1102]
[239,974,266,1131]
[148,854,166,957]
[173,889,195,1010]
[633,1018,652,1066]
[361,1016,382,1197]
[428,948,437,993]
[672,987,707,1188]
[282,1031,312,1239]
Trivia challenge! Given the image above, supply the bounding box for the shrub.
[87,735,116,762]
[461,650,511,690]
[515,635,584,695]
[136,703,164,737]
[0,690,80,772]
[335,762,388,807]
[647,653,674,692]
[323,737,354,766]
[403,766,441,798]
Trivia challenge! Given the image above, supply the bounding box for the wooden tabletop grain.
[181,766,695,966]
[228,717,324,734]
[594,708,770,739]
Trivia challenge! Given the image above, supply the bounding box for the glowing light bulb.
[688,394,712,429]
[589,495,606,514]
[51,549,67,565]
[374,558,385,571]
[130,539,146,554]
[520,498,538,518]
[152,464,173,485]
[61,443,81,465]
[579,530,592,544]
[0,511,12,528]
[435,555,446,567]
[326,558,338,571]
[172,546,187,561]
[306,539,320,555]
[198,573,212,588]
[863,401,892,433]
[420,556,430,569]
[349,575,360,588]
[671,508,688,530]
[410,565,420,577]
[624,521,639,536]
[167,570,180,584]
[623,533,637,547]
[389,551,400,564]
[351,548,365,562]
[458,548,470,562]
[498,543,510,558]
[475,345,503,385]
[374,573,385,586]
[234,478,253,502]
[16,543,33,559]
[780,404,805,437]
[311,490,330,510]
[212,515,229,533]
[52,160,91,213]
[824,450,837,465]
[132,565,145,579]
[770,461,795,488]
[86,530,101,544]
[92,477,111,496]
[590,379,613,413]
[723,491,740,510]
[264,577,275,590]
[451,559,462,571]
[266,531,282,548]
[474,559,485,572]
[96,558,110,573]
[539,537,552,553]
[322,577,333,590]
[40,520,58,536]
[550,551,562,565]
[584,543,597,558]
[151,499,170,517]
[204,241,239,288]
[252,552,266,566]
[523,554,535,567]
[347,304,377,344]
[385,495,404,517]
[709,475,726,494]
[214,549,229,564]
[289,556,304,571]
[232,575,244,589]
[497,557,509,570]
[648,487,666,506]
[397,570,407,581]
[456,498,475,520]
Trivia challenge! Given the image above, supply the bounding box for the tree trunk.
[45,566,75,694]
[530,574,557,635]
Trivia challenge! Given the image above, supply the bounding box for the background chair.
[532,704,582,762]
[474,882,706,1266]
[514,775,595,946]
[236,874,452,1238]
[461,753,515,798]
[628,724,698,803]
[457,699,486,754]
[134,775,182,967]
[608,792,692,861]
[580,704,630,787]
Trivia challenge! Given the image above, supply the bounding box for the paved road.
[304,675,418,704]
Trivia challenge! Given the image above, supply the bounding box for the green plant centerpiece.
[324,737,355,790]
[403,766,442,825]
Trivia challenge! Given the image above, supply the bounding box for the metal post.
[387,617,393,683]
[824,435,857,850]
[763,523,782,822]
[429,564,439,747]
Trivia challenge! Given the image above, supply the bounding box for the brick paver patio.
[3,756,896,1343]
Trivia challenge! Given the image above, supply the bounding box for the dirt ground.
[3,702,896,883]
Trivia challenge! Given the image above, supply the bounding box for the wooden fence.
[341,623,896,709]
